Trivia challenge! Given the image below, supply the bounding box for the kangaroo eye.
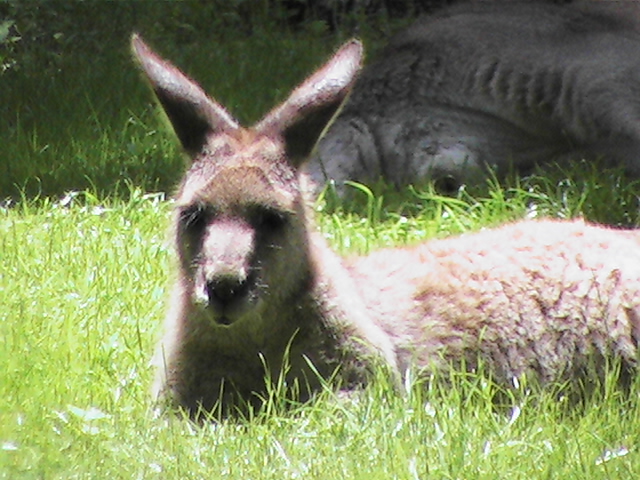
[251,207,288,232]
[179,204,212,234]
[434,175,461,196]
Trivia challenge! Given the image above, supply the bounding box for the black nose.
[206,276,250,308]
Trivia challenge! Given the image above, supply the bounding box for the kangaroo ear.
[255,40,363,167]
[131,34,239,156]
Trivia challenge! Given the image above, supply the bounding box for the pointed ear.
[131,34,239,156]
[254,40,363,167]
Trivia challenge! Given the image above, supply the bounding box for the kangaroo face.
[174,132,308,326]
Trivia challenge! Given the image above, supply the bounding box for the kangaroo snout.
[206,275,251,307]
[203,272,255,325]
[194,266,258,323]
[190,217,259,323]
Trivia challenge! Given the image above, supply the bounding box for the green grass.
[1,31,338,198]
[2,174,640,478]
[0,6,396,200]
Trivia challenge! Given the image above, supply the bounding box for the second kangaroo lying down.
[133,35,640,418]
[307,2,640,195]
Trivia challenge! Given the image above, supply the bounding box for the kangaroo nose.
[206,276,249,308]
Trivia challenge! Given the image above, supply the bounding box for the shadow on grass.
[318,158,640,228]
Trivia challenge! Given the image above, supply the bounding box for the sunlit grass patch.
[2,178,640,477]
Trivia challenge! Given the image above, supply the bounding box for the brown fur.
[352,220,640,382]
[133,35,640,418]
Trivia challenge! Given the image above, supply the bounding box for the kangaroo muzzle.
[193,218,258,324]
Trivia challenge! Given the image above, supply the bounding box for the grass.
[3,5,640,478]
[2,173,640,478]
[1,31,333,198]
[0,5,397,200]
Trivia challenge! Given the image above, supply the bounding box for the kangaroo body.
[133,33,640,418]
[354,220,640,382]
[307,2,640,194]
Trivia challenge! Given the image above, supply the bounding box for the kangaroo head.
[132,35,362,326]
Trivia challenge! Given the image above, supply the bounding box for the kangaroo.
[133,34,640,419]
[306,1,640,195]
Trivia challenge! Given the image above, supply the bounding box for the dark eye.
[434,176,460,196]
[179,204,212,234]
[251,207,288,232]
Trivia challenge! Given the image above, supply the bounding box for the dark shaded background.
[0,0,579,200]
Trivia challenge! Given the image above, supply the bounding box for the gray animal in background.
[133,34,640,419]
[306,1,640,195]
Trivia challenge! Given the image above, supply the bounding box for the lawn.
[3,177,640,479]
[2,3,640,479]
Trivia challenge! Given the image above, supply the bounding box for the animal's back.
[307,2,640,194]
[368,2,640,135]
[350,220,640,383]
